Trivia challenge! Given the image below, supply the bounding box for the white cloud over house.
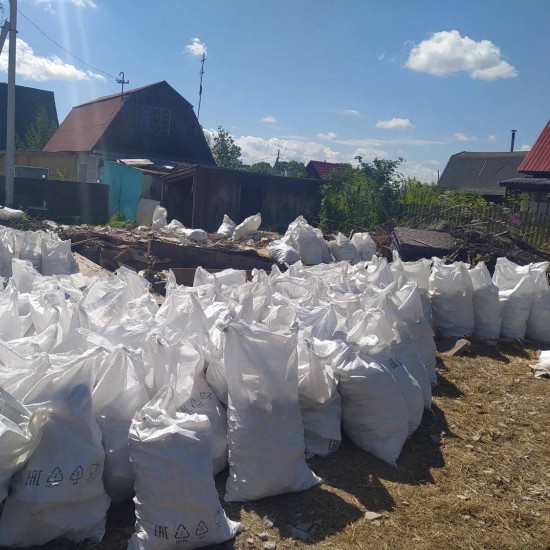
[453,132,477,142]
[184,37,207,57]
[317,131,337,141]
[339,109,361,117]
[34,0,97,10]
[376,117,414,130]
[261,115,278,124]
[405,30,517,80]
[0,38,105,81]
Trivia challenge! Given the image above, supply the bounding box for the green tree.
[400,177,441,205]
[248,161,275,175]
[211,126,242,168]
[248,159,307,178]
[15,106,58,150]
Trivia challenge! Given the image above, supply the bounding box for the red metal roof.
[306,160,348,180]
[519,119,550,174]
[43,94,124,152]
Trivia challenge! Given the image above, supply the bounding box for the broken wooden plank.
[73,252,112,278]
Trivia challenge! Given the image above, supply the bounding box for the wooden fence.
[0,176,109,224]
[398,203,550,249]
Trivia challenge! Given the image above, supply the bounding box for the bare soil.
[34,340,550,550]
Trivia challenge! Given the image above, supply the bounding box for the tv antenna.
[197,53,206,122]
[116,71,129,99]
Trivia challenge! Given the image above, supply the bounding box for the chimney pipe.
[510,129,517,152]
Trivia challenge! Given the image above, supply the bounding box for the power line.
[17,8,118,80]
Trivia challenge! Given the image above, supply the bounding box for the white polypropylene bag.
[298,338,342,457]
[128,387,241,550]
[286,217,323,265]
[92,346,151,503]
[328,233,360,262]
[333,345,409,465]
[526,262,550,343]
[217,214,236,237]
[152,206,168,230]
[223,321,321,501]
[193,266,247,288]
[0,206,24,221]
[0,350,110,547]
[493,258,533,339]
[0,388,50,503]
[469,261,501,340]
[351,232,376,261]
[267,239,300,265]
[41,238,78,276]
[232,213,261,241]
[429,259,474,337]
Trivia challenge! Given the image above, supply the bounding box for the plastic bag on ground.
[0,206,24,221]
[0,387,50,503]
[429,259,474,337]
[332,344,409,465]
[128,387,241,550]
[493,258,533,339]
[41,238,78,276]
[193,266,247,288]
[0,349,110,547]
[232,213,261,241]
[267,238,300,265]
[92,346,151,503]
[298,338,342,457]
[530,350,550,378]
[152,205,167,230]
[223,321,321,501]
[351,232,376,262]
[328,232,360,262]
[526,262,550,344]
[469,261,501,340]
[217,214,236,237]
[285,216,324,265]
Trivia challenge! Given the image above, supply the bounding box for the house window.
[141,105,171,137]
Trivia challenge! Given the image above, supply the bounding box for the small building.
[499,120,550,216]
[103,159,176,220]
[306,160,348,180]
[439,151,528,203]
[162,165,321,232]
[0,83,58,150]
[43,81,214,183]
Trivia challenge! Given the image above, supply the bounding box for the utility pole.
[5,0,17,207]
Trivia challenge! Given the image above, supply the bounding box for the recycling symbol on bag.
[214,508,223,532]
[70,465,83,483]
[46,467,63,485]
[200,392,212,400]
[195,520,208,537]
[175,524,190,540]
[190,399,203,409]
[86,462,100,481]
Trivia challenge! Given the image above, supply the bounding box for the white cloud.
[453,132,477,142]
[334,136,445,147]
[377,52,385,61]
[339,109,361,117]
[405,30,517,80]
[317,131,337,141]
[0,38,105,82]
[519,144,531,151]
[486,134,497,142]
[376,117,414,130]
[261,115,278,124]
[401,161,439,183]
[33,0,96,11]
[184,37,207,57]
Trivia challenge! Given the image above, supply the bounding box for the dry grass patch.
[37,341,550,550]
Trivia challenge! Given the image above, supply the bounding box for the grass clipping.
[45,341,550,550]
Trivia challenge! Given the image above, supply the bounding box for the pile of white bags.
[232,213,261,241]
[217,214,236,237]
[468,262,501,340]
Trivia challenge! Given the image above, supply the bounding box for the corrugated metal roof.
[439,151,528,196]
[43,94,124,152]
[519,120,550,174]
[306,160,348,180]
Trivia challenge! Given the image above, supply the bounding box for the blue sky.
[1,0,549,181]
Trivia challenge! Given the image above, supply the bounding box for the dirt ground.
[36,340,550,550]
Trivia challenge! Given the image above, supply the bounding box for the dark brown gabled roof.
[43,81,194,154]
[306,160,348,180]
[439,151,528,196]
[519,119,550,174]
